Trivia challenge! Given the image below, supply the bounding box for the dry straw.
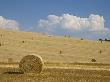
[19,54,43,74]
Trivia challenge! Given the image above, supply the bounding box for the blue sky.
[0,0,110,39]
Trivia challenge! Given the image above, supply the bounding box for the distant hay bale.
[19,54,43,74]
[0,34,2,37]
[81,38,83,40]
[99,50,102,54]
[0,43,1,46]
[59,50,62,54]
[91,59,96,62]
[22,41,25,43]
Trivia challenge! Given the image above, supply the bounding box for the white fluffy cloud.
[38,14,108,32]
[0,16,19,31]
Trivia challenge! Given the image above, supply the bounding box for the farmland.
[0,63,110,82]
[0,29,110,82]
[0,29,110,63]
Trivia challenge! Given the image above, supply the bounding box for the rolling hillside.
[0,29,110,63]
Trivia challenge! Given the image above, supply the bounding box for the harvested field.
[0,62,110,82]
[0,29,110,82]
[0,29,110,64]
[0,67,110,82]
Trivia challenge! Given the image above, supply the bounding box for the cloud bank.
[38,14,109,32]
[0,16,19,31]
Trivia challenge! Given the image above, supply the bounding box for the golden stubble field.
[0,29,110,82]
[0,29,110,63]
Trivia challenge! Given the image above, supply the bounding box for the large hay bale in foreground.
[19,55,43,74]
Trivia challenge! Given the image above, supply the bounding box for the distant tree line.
[99,38,110,42]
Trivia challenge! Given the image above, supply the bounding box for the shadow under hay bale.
[3,68,24,74]
[3,71,24,74]
[19,55,43,74]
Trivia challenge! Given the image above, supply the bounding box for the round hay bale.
[91,59,96,62]
[19,54,43,74]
